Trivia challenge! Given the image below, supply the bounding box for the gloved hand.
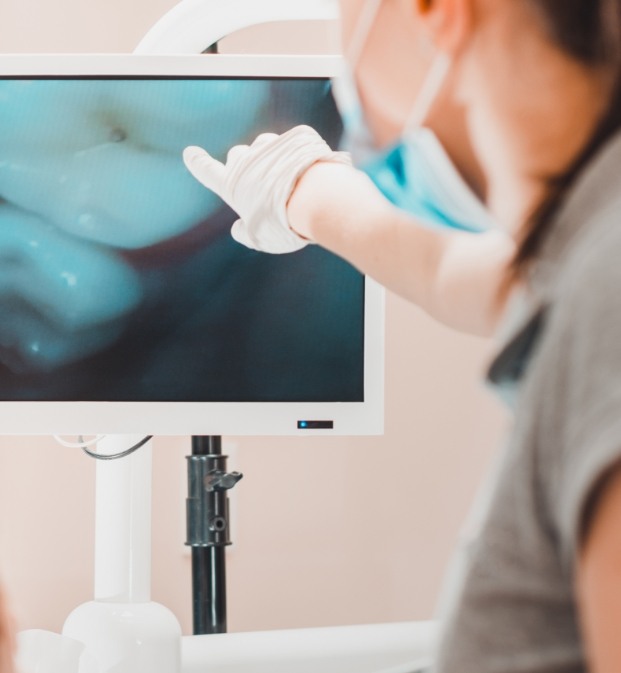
[183,125,352,254]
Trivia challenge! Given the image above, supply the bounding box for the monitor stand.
[39,435,437,673]
[187,436,243,635]
[62,435,182,673]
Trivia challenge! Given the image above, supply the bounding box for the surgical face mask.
[366,128,494,232]
[333,0,492,232]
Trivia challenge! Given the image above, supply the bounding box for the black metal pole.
[191,546,227,635]
[188,436,242,635]
[191,436,225,635]
[192,434,221,456]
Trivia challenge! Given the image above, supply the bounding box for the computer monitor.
[0,54,384,435]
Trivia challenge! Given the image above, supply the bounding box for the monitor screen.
[0,55,384,435]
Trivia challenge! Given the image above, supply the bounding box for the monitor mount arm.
[134,0,338,55]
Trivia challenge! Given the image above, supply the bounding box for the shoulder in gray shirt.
[433,132,621,673]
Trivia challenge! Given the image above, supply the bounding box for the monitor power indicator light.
[297,420,334,430]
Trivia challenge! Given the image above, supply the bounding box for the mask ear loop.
[345,0,384,67]
[332,0,384,164]
[403,51,452,137]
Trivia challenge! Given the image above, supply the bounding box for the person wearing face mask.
[184,0,621,671]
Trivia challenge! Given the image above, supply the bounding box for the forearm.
[184,127,515,336]
[288,161,514,336]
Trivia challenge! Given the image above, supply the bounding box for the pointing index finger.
[183,145,226,195]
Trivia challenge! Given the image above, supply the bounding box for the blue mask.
[331,66,491,233]
[363,129,493,233]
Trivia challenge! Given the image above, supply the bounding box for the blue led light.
[300,421,308,428]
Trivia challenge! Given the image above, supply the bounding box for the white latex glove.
[183,125,352,254]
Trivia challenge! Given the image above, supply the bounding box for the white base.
[181,621,439,673]
[63,601,181,673]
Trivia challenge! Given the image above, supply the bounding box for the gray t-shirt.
[433,133,621,673]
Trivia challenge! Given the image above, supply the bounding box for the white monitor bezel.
[0,54,384,436]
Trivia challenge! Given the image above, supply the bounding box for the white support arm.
[135,0,339,54]
[181,621,439,673]
[93,435,153,603]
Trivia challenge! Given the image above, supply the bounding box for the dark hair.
[510,0,621,278]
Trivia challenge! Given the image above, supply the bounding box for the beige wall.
[0,0,509,636]
[0,0,180,53]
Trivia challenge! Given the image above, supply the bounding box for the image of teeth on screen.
[0,77,364,402]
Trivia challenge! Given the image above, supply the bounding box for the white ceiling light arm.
[135,0,339,54]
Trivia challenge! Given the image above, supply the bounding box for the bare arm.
[288,161,515,337]
[578,463,621,672]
